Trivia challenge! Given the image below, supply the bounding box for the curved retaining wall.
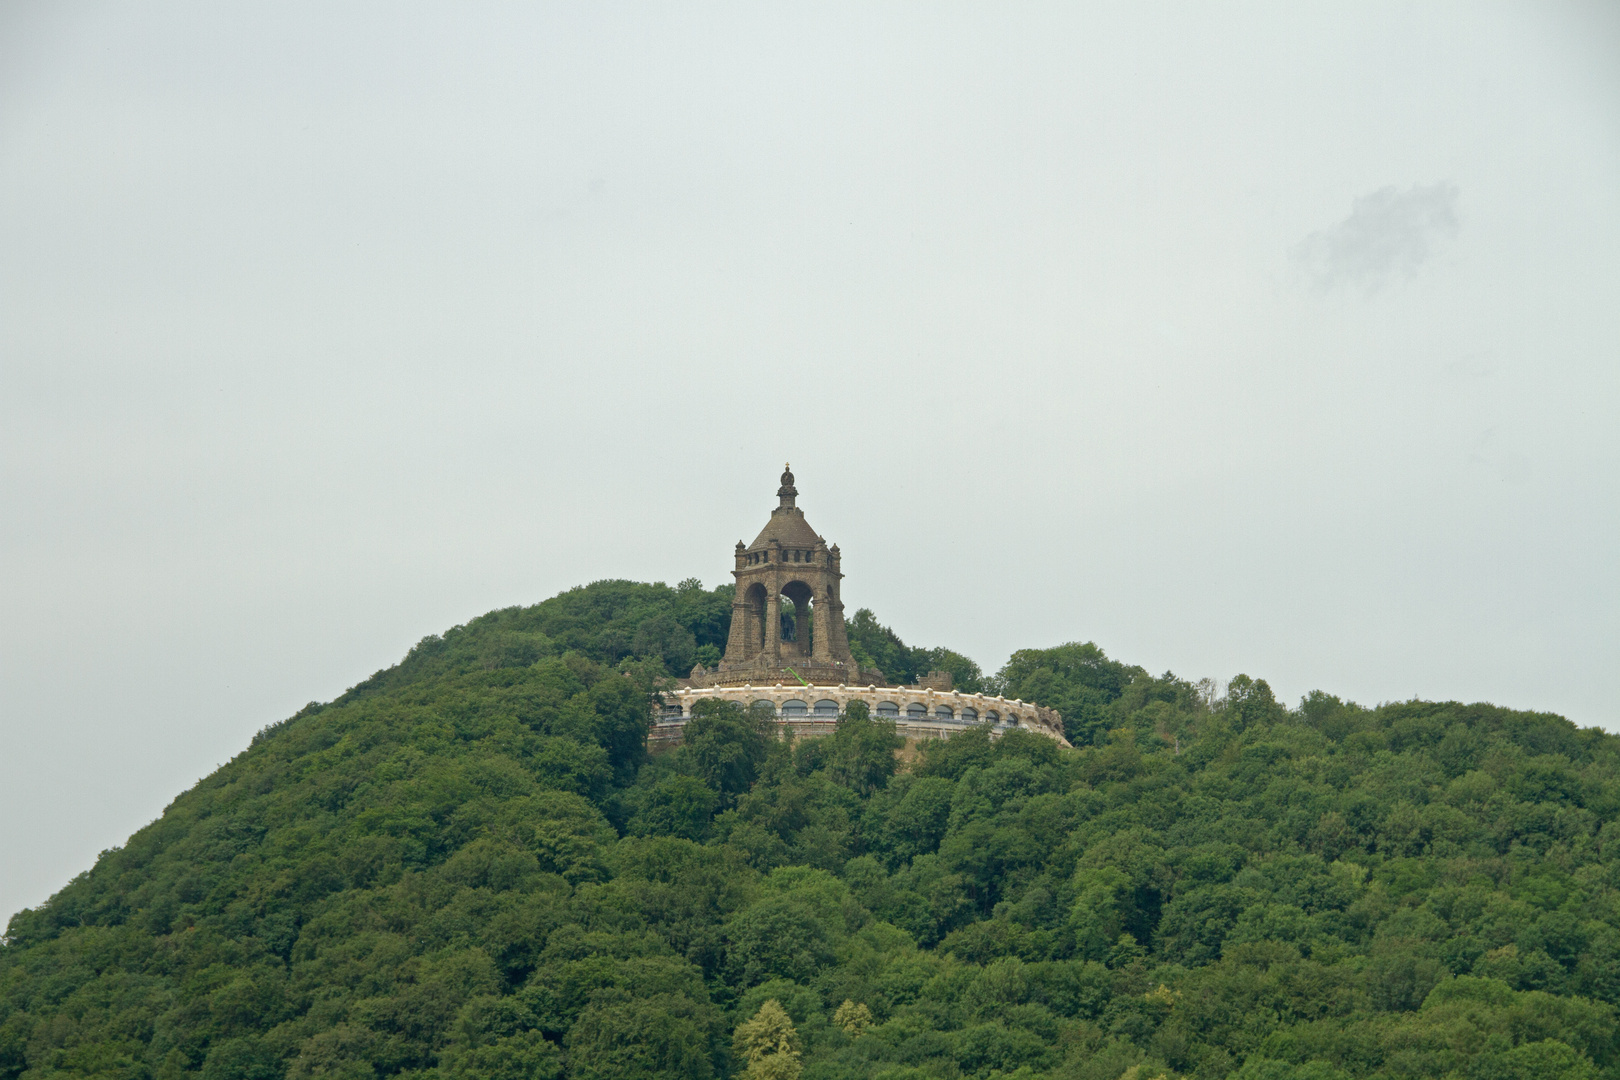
[651,683,1069,748]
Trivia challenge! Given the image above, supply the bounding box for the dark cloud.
[1295,182,1460,291]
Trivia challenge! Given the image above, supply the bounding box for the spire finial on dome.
[777,464,798,508]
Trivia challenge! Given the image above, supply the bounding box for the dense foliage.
[845,610,985,693]
[4,580,1619,1080]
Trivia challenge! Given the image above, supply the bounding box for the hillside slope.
[3,580,1618,1080]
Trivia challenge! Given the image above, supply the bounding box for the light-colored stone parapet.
[651,683,1069,748]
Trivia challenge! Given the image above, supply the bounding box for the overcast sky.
[3,1,1618,923]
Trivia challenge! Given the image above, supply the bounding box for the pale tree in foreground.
[833,999,873,1038]
[733,1000,802,1080]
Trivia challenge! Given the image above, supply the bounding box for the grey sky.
[2,2,1617,923]
[1295,182,1461,291]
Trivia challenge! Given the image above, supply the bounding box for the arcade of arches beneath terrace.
[651,682,1069,748]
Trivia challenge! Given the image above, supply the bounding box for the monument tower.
[712,465,866,686]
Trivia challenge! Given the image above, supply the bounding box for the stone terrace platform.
[650,683,1069,749]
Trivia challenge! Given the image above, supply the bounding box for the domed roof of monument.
[746,462,825,550]
[748,508,823,550]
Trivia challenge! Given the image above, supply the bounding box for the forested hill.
[4,581,1620,1080]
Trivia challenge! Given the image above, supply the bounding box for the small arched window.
[781,700,809,716]
[906,703,927,717]
[960,707,978,722]
[984,710,999,723]
[876,701,900,716]
[934,705,954,720]
[751,699,777,715]
[814,699,839,716]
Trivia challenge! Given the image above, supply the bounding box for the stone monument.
[667,466,1068,747]
[694,465,879,688]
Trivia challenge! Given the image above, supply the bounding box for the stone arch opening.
[779,579,815,658]
[813,699,839,716]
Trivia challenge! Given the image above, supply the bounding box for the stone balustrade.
[650,683,1069,748]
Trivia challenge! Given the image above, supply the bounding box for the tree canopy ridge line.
[2,577,1617,1080]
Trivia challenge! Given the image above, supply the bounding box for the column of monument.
[812,545,834,665]
[763,545,782,663]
